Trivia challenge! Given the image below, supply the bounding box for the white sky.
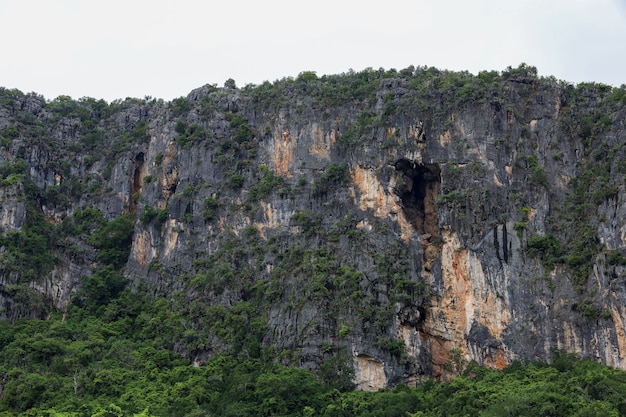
[1,0,625,102]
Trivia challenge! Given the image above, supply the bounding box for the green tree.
[256,367,324,416]
[80,265,127,310]
[319,349,355,392]
[89,213,135,269]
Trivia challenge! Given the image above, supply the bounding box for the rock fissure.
[130,152,145,212]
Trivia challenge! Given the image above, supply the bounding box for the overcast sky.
[1,0,625,102]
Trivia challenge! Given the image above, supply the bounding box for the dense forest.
[1,287,626,416]
[1,64,626,415]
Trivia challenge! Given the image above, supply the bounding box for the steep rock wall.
[1,68,625,387]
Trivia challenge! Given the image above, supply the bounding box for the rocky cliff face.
[1,65,626,388]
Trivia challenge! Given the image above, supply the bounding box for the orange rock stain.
[308,124,335,160]
[350,166,413,242]
[273,130,294,177]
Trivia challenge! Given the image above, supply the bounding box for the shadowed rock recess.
[393,159,441,271]
[1,65,626,387]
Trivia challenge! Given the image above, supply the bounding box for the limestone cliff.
[1,65,626,388]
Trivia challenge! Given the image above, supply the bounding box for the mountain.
[1,64,626,389]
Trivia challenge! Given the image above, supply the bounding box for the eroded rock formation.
[1,66,625,387]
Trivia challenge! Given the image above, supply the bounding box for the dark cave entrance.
[130,152,145,213]
[394,159,441,270]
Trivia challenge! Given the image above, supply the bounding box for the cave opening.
[130,152,145,213]
[394,159,441,270]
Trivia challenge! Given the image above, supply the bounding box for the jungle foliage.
[1,295,625,417]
